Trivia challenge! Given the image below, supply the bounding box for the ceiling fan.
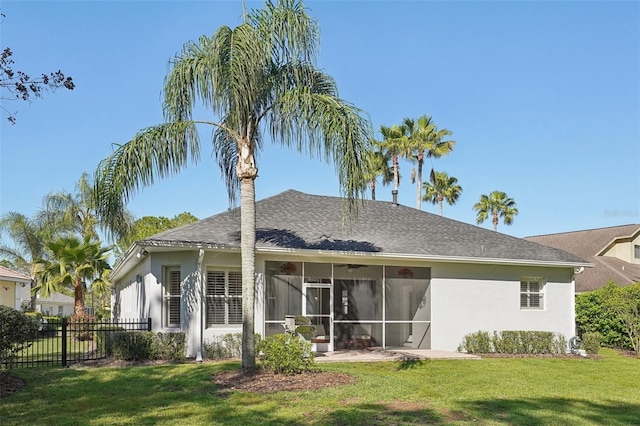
[335,264,367,270]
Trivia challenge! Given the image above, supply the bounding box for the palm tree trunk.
[438,194,444,217]
[415,155,423,210]
[370,180,376,201]
[240,178,256,368]
[74,279,85,316]
[392,154,399,204]
[493,213,498,232]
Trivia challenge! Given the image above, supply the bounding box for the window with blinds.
[520,278,544,309]
[206,270,242,327]
[165,268,181,327]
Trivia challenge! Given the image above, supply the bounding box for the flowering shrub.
[398,268,414,278]
[280,262,297,274]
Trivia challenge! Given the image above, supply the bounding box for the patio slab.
[314,348,481,362]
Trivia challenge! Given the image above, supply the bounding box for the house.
[526,224,640,293]
[0,265,32,310]
[36,292,75,317]
[110,190,590,357]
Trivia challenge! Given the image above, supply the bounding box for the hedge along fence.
[109,331,187,361]
[458,330,568,354]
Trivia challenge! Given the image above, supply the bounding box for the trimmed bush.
[257,333,314,374]
[154,332,186,361]
[96,325,125,356]
[112,331,156,361]
[203,333,262,360]
[1,306,39,380]
[459,330,567,355]
[582,332,601,355]
[457,330,492,353]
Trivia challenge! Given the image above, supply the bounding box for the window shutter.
[228,271,243,324]
[207,271,226,325]
[167,269,181,326]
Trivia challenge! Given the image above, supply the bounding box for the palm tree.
[94,0,372,368]
[34,236,111,316]
[0,212,50,310]
[402,115,455,210]
[473,191,519,231]
[422,171,462,216]
[39,172,133,243]
[363,148,393,200]
[377,125,407,204]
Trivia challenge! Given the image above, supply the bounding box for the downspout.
[196,248,205,362]
[571,266,585,341]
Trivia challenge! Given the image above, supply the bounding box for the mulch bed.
[0,375,25,398]
[212,368,356,393]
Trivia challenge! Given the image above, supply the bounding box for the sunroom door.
[304,285,333,351]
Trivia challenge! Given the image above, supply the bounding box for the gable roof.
[0,265,32,284]
[37,292,74,304]
[526,224,640,292]
[134,190,587,268]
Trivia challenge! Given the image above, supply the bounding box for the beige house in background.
[0,265,32,310]
[526,224,640,293]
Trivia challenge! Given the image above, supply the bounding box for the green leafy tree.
[422,171,462,216]
[473,190,518,231]
[34,236,111,316]
[401,115,455,210]
[0,212,51,310]
[115,213,199,259]
[377,125,408,204]
[95,0,372,368]
[39,172,133,243]
[363,149,393,201]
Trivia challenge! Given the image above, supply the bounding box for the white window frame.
[206,269,242,327]
[164,267,182,328]
[520,277,545,310]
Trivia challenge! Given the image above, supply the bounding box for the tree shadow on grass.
[459,397,640,425]
[317,402,455,425]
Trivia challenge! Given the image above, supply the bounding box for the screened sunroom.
[263,261,431,351]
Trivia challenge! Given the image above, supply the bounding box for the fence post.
[147,317,152,331]
[61,317,68,367]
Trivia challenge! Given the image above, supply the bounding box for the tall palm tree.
[473,191,519,231]
[34,236,111,316]
[94,0,372,368]
[363,149,393,200]
[39,172,133,243]
[402,115,455,210]
[0,212,51,310]
[422,171,462,216]
[377,125,407,204]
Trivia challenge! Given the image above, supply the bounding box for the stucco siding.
[430,263,575,351]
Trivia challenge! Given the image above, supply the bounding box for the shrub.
[576,281,630,349]
[582,332,601,355]
[96,325,125,356]
[0,306,40,381]
[69,313,97,341]
[112,331,156,361]
[203,333,262,360]
[457,330,492,353]
[257,333,314,374]
[459,330,567,354]
[154,332,186,361]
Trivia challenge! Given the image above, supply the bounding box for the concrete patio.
[314,348,481,363]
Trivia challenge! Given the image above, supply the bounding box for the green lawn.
[1,349,638,425]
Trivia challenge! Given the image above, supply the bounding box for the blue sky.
[1,0,639,241]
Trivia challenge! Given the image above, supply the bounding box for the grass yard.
[1,348,638,425]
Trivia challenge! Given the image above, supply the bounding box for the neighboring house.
[36,292,75,317]
[0,265,32,310]
[111,190,590,357]
[526,224,640,293]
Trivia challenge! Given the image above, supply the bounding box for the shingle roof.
[140,190,587,266]
[37,292,74,304]
[526,224,640,292]
[0,265,32,283]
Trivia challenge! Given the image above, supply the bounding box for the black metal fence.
[11,318,151,368]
